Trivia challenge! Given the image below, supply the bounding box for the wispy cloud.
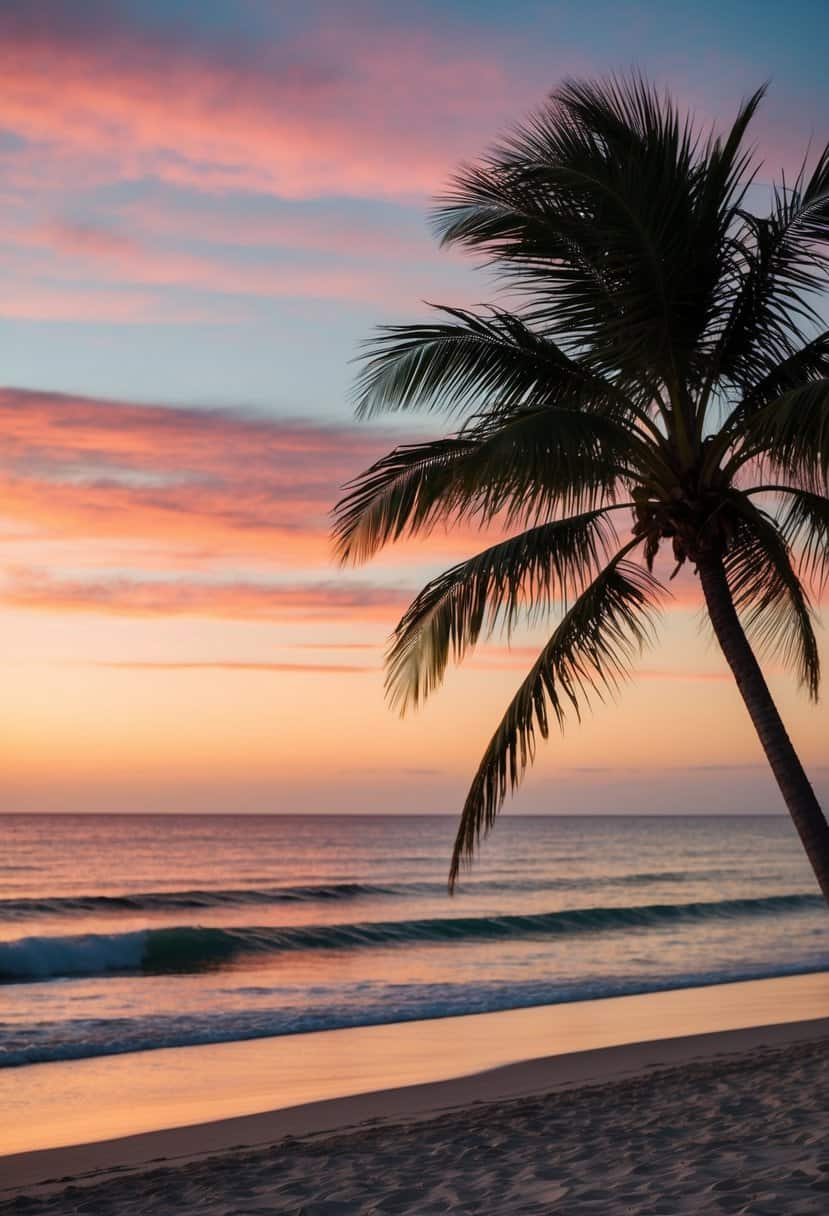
[2,568,410,621]
[0,6,538,202]
[0,387,518,597]
[0,386,737,632]
[87,659,374,674]
[0,5,542,324]
[25,218,445,308]
[0,387,397,563]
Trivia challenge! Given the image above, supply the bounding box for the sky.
[0,0,827,815]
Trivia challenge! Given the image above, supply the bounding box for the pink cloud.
[6,388,797,629]
[0,387,396,562]
[0,387,513,569]
[0,283,213,324]
[0,13,813,333]
[0,8,812,215]
[2,568,409,622]
[0,204,479,322]
[27,219,444,307]
[103,201,433,261]
[40,221,139,260]
[0,10,540,202]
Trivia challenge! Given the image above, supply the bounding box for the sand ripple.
[3,1038,829,1214]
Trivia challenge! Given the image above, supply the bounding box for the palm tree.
[333,78,829,900]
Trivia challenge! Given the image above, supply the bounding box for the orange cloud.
[2,569,409,621]
[0,387,515,573]
[88,654,732,681]
[0,384,715,633]
[0,387,396,563]
[0,388,747,632]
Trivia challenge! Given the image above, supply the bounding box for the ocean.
[2,813,827,1071]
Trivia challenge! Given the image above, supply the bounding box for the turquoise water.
[1,813,827,1067]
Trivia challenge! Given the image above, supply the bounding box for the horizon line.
[0,810,790,818]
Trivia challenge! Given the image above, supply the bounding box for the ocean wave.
[0,882,398,920]
[0,869,753,920]
[3,957,829,1067]
[0,893,822,983]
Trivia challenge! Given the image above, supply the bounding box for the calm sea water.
[1,813,827,1069]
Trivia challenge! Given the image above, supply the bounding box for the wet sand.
[5,970,829,1161]
[2,1015,829,1214]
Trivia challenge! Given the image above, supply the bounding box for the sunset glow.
[1,0,826,815]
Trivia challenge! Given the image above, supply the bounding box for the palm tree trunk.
[697,552,829,904]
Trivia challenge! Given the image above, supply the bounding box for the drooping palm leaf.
[736,331,829,416]
[333,433,476,563]
[764,486,829,594]
[334,406,640,563]
[722,499,820,697]
[734,379,829,491]
[448,554,666,888]
[386,507,625,713]
[713,149,829,389]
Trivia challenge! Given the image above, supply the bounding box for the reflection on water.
[1,814,827,1071]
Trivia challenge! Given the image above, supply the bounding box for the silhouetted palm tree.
[333,78,829,899]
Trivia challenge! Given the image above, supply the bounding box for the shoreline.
[3,972,829,1194]
[3,1023,829,1212]
[4,971,829,1156]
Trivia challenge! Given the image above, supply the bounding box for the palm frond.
[449,555,665,888]
[765,487,829,595]
[433,76,763,389]
[713,148,829,388]
[736,379,829,491]
[723,497,820,697]
[386,508,624,713]
[333,433,474,564]
[694,87,765,230]
[333,407,636,564]
[353,305,629,420]
[689,89,766,367]
[730,330,829,421]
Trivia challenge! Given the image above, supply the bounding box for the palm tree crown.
[333,78,829,895]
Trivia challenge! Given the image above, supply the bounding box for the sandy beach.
[3,1015,829,1215]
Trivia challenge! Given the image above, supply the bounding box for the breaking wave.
[0,892,821,983]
